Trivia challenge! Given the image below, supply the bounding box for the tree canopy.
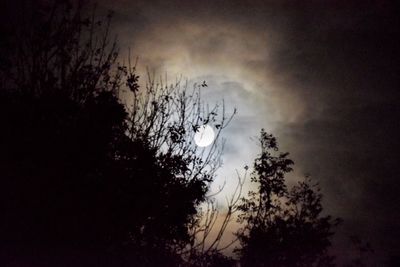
[0,1,231,265]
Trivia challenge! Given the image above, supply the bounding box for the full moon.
[194,125,215,147]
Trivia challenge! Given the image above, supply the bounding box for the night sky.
[2,0,399,264]
[95,0,400,263]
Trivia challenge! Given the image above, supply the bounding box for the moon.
[194,125,215,147]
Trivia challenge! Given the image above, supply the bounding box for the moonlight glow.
[194,125,215,147]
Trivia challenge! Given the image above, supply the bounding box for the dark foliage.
[236,129,341,267]
[0,1,218,266]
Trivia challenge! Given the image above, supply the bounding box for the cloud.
[97,0,400,262]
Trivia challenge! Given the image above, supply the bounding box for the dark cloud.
[100,0,400,263]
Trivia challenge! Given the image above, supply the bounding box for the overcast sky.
[0,0,398,264]
[92,0,400,264]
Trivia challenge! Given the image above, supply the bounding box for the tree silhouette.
[0,1,234,266]
[236,129,341,267]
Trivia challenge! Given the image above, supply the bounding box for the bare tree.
[182,169,246,266]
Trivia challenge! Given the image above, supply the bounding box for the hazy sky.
[92,0,400,264]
